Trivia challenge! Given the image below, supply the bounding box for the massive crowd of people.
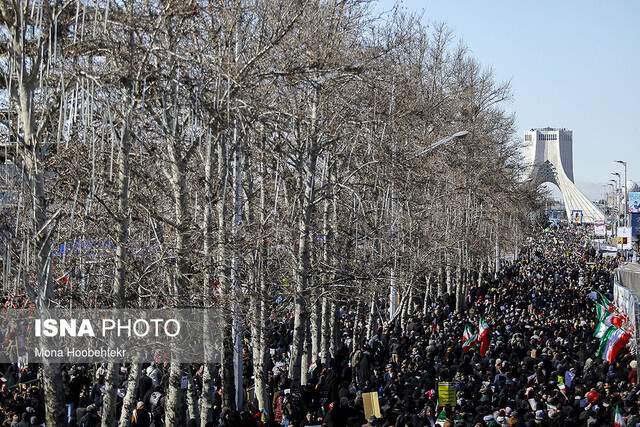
[1,227,639,426]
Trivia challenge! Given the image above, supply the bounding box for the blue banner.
[629,192,640,213]
[631,213,640,241]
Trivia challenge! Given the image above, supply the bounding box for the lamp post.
[413,130,470,157]
[615,161,628,226]
[606,183,615,210]
[606,183,616,237]
[609,179,620,228]
[388,130,469,318]
[612,173,622,225]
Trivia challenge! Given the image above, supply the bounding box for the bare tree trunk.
[118,359,141,427]
[389,265,398,318]
[301,319,311,386]
[165,360,185,426]
[366,293,376,342]
[164,136,192,426]
[230,122,245,409]
[400,291,407,334]
[310,287,321,364]
[352,301,362,352]
[423,273,432,315]
[320,297,331,364]
[455,261,463,312]
[40,362,66,427]
[290,187,313,387]
[103,116,132,427]
[201,130,217,426]
[289,92,319,388]
[10,19,67,423]
[495,236,501,277]
[249,133,269,414]
[187,372,198,424]
[437,264,445,298]
[320,157,334,365]
[217,134,236,409]
[329,302,338,361]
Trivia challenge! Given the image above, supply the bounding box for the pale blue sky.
[376,0,639,198]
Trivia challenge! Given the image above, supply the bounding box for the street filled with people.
[1,227,639,426]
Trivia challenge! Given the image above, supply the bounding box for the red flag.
[478,318,490,357]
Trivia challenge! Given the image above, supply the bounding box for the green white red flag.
[594,312,624,338]
[435,409,448,426]
[614,404,626,427]
[598,327,631,363]
[478,317,490,357]
[592,295,625,338]
[462,324,477,352]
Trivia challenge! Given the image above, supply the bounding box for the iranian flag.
[593,319,610,339]
[594,312,624,338]
[599,328,631,363]
[435,409,448,426]
[478,317,490,357]
[614,405,626,427]
[594,301,608,322]
[598,292,613,309]
[462,324,477,352]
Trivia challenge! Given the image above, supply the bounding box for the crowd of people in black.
[1,227,639,426]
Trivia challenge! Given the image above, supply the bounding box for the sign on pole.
[629,192,640,213]
[570,210,583,225]
[631,213,640,242]
[617,227,633,250]
[437,382,457,407]
[362,392,382,419]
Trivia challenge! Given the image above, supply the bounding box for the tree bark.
[164,136,192,426]
[201,130,217,426]
[103,116,132,427]
[8,11,66,422]
[230,122,244,409]
[217,134,236,410]
[249,133,269,414]
[289,92,319,388]
[118,359,141,427]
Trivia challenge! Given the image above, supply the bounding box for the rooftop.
[528,127,571,132]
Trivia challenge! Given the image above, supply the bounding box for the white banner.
[617,227,633,250]
[613,282,637,355]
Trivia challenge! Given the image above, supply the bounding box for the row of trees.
[0,0,542,425]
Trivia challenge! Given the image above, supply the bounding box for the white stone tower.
[524,127,604,223]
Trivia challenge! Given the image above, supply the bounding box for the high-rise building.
[524,127,604,223]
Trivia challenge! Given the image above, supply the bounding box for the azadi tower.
[524,128,605,223]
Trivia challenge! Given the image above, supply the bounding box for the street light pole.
[388,130,469,318]
[606,183,616,237]
[615,161,628,226]
[612,172,622,225]
[413,130,470,157]
[609,179,620,230]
